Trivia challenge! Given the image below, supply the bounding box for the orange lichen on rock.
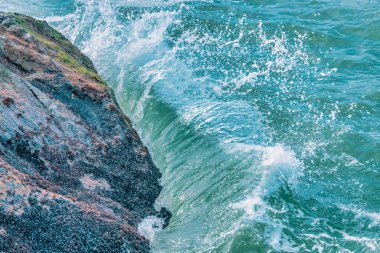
[80,174,111,191]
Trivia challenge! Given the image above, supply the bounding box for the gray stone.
[0,12,170,253]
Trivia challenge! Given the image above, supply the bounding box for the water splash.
[138,216,165,242]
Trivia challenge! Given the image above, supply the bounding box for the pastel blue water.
[1,0,379,252]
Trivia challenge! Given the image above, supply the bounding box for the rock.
[0,12,170,253]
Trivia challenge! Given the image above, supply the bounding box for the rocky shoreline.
[0,12,170,253]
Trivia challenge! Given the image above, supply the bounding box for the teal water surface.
[1,0,379,252]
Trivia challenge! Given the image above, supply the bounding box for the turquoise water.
[2,0,380,252]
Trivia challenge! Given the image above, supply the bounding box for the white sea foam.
[231,144,302,218]
[229,144,303,252]
[44,14,75,23]
[137,216,164,242]
[267,227,303,253]
[116,11,175,64]
[340,231,379,251]
[339,204,380,228]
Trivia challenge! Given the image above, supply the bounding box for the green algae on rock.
[13,13,105,84]
[0,12,170,253]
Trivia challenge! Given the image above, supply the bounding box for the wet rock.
[0,12,169,253]
[2,97,14,107]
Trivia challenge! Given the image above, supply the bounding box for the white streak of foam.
[320,68,337,77]
[339,204,380,228]
[44,14,75,23]
[340,231,379,251]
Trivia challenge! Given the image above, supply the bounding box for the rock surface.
[0,12,170,253]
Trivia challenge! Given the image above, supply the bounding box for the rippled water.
[2,0,380,252]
